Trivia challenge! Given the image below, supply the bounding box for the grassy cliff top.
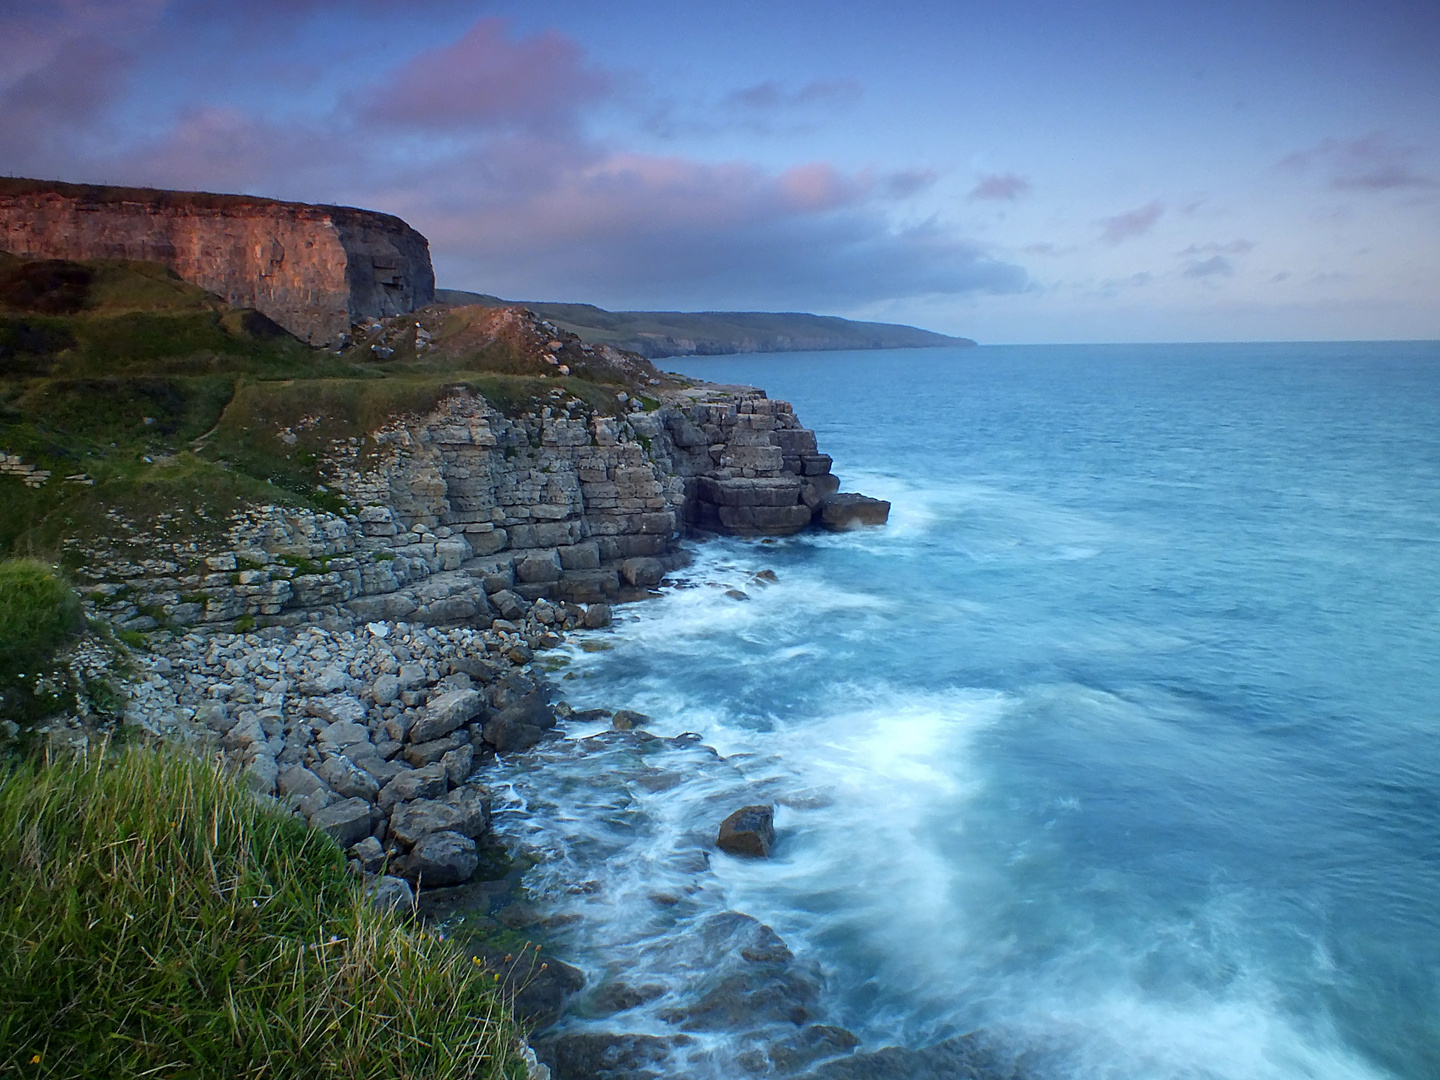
[0,255,677,561]
[0,176,419,232]
[436,288,975,357]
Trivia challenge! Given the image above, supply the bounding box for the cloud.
[1179,240,1254,256]
[1280,134,1437,192]
[1183,255,1233,278]
[969,173,1032,201]
[1098,200,1163,243]
[724,79,863,112]
[646,78,862,140]
[361,18,610,134]
[0,11,1027,315]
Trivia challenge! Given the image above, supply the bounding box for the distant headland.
[437,289,976,358]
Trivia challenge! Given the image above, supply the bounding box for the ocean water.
[494,342,1440,1079]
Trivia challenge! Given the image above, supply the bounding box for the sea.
[491,342,1440,1079]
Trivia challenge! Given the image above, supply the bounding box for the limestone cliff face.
[70,384,869,634]
[0,178,434,345]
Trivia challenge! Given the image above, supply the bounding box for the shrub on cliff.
[0,560,84,731]
[0,747,527,1079]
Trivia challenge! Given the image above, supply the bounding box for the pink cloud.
[363,18,610,133]
[1098,200,1163,243]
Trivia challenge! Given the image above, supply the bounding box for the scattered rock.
[410,688,484,743]
[611,709,650,731]
[717,804,776,858]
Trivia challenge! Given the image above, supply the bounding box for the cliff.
[435,290,975,357]
[0,178,434,345]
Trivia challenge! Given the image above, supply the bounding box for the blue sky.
[1,0,1436,342]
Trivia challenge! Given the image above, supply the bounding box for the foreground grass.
[0,748,526,1079]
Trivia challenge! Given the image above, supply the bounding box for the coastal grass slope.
[435,289,974,358]
[0,745,526,1079]
[0,253,673,562]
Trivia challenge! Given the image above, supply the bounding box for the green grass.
[0,747,526,1079]
[0,560,85,731]
[0,560,81,678]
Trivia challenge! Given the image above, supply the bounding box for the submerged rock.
[717,804,776,857]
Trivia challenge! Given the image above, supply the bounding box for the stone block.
[515,549,563,584]
[310,798,375,848]
[558,542,601,570]
[410,689,484,743]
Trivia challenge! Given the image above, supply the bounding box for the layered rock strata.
[0,178,434,344]
[72,385,884,636]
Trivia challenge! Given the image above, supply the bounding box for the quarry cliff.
[0,178,434,345]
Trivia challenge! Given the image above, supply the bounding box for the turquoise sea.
[498,342,1440,1079]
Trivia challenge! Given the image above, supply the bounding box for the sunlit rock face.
[0,178,434,345]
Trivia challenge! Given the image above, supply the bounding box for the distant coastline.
[435,288,975,359]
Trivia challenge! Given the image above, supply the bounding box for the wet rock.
[310,797,375,847]
[658,912,820,1032]
[410,688,484,743]
[404,829,478,886]
[537,1032,692,1080]
[483,691,557,754]
[390,796,487,845]
[583,603,612,628]
[797,1033,1023,1080]
[817,493,890,531]
[717,804,776,858]
[767,1025,862,1074]
[474,947,586,1031]
[590,982,667,1017]
[444,784,491,834]
[611,709,650,731]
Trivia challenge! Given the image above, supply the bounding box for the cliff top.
[0,253,685,559]
[0,177,417,232]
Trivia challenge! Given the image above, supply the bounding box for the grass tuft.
[0,747,526,1079]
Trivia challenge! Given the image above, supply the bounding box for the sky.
[1,0,1437,343]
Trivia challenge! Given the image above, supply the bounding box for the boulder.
[611,709,650,731]
[368,875,415,915]
[348,835,387,873]
[307,695,369,726]
[309,797,374,847]
[372,673,401,705]
[390,798,486,846]
[410,688,484,743]
[483,691,556,754]
[582,603,612,629]
[316,720,372,753]
[490,589,528,622]
[316,754,381,800]
[441,744,475,786]
[717,805,776,858]
[817,493,890,531]
[276,764,328,800]
[538,1033,694,1080]
[405,830,478,886]
[300,666,347,695]
[404,733,466,767]
[378,762,448,809]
